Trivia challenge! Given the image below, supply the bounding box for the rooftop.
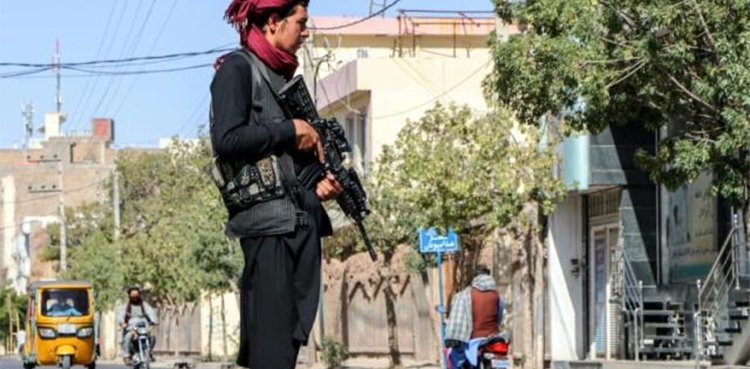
[310,11,506,36]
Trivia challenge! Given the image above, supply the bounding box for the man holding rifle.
[209,0,342,367]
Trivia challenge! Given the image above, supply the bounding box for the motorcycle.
[477,334,510,369]
[127,319,152,369]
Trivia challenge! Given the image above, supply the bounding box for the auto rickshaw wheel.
[86,362,96,369]
[61,355,71,369]
[22,362,35,369]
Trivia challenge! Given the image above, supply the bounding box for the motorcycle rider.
[445,265,506,368]
[116,285,158,365]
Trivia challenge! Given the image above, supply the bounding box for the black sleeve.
[209,53,296,162]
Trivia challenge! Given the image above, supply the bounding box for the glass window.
[41,288,89,317]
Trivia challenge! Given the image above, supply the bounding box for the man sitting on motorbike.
[445,265,506,368]
[116,285,158,365]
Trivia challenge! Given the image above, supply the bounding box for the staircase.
[716,275,750,365]
[696,214,750,366]
[639,296,692,360]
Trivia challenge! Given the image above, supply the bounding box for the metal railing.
[696,213,744,361]
[619,246,644,360]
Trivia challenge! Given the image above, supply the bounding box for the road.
[0,356,131,369]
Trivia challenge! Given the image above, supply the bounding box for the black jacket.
[210,50,332,237]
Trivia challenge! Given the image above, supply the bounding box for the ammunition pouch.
[210,155,286,212]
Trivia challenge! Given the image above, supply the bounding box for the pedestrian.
[209,0,343,368]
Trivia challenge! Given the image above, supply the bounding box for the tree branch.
[583,56,644,65]
[690,0,717,48]
[601,37,635,49]
[606,59,647,88]
[684,132,717,144]
[668,74,716,111]
[599,0,637,28]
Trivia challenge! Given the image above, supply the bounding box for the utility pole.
[58,160,67,271]
[53,39,62,113]
[113,170,121,241]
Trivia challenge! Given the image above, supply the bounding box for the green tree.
[57,138,242,318]
[0,286,26,352]
[487,0,750,245]
[329,104,563,368]
[374,104,560,283]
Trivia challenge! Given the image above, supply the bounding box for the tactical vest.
[209,49,302,237]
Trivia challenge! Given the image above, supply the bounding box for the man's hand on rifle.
[316,173,343,201]
[293,119,325,161]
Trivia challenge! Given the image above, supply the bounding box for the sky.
[0,0,495,149]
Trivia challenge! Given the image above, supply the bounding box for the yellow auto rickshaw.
[21,280,98,369]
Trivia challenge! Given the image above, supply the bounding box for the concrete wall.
[200,292,241,359]
[548,196,585,360]
[319,57,492,166]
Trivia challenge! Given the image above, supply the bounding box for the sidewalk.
[98,356,441,369]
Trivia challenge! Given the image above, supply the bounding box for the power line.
[0,47,233,68]
[81,0,143,128]
[1,176,111,207]
[67,64,213,75]
[0,67,49,79]
[309,0,402,31]
[90,0,149,118]
[175,92,210,137]
[373,60,490,119]
[1,63,214,79]
[68,0,121,132]
[101,0,160,114]
[112,0,182,117]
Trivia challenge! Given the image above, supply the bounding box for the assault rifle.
[278,76,377,261]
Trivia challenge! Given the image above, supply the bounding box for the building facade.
[0,114,118,292]
[547,120,750,365]
[301,12,516,174]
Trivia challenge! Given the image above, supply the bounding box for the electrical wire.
[373,60,490,119]
[309,0,402,31]
[0,47,234,68]
[175,92,210,137]
[2,63,214,79]
[101,0,160,114]
[0,177,111,207]
[68,0,121,132]
[112,0,182,117]
[64,64,213,75]
[0,67,49,79]
[91,0,150,117]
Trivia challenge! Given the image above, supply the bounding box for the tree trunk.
[524,226,535,368]
[532,207,548,369]
[381,260,402,368]
[221,295,228,361]
[228,280,241,315]
[208,295,214,361]
[173,314,180,357]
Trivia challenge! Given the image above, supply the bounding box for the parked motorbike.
[127,319,152,369]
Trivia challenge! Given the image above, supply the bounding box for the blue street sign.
[417,227,459,369]
[419,227,459,254]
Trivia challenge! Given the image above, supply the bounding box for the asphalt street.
[0,356,130,369]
